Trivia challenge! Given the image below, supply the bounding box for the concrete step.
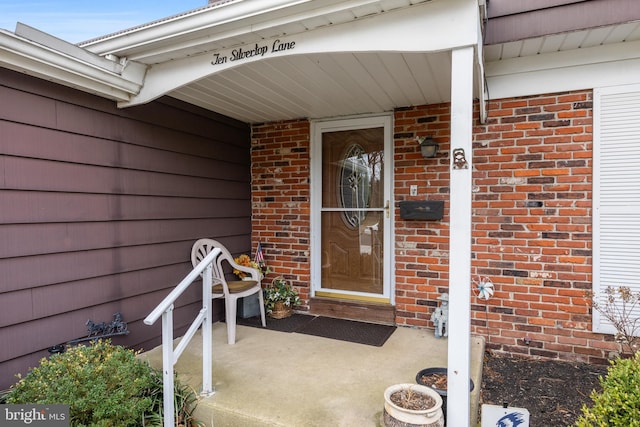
[141,321,485,426]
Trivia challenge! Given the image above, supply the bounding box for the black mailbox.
[399,201,444,220]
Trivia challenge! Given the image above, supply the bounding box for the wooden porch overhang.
[79,0,489,124]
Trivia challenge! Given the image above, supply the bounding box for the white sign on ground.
[481,404,530,427]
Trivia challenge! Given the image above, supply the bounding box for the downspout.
[477,0,489,124]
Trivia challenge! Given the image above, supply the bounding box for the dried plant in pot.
[263,276,300,319]
[415,367,474,420]
[416,368,474,397]
[383,383,444,427]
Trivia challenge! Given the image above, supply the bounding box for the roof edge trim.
[0,29,146,101]
[79,0,314,54]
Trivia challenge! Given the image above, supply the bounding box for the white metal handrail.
[144,247,221,427]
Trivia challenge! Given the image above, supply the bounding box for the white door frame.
[310,113,394,304]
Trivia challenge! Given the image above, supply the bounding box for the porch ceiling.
[168,50,453,124]
[80,0,484,124]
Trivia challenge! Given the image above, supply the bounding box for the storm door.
[311,115,393,303]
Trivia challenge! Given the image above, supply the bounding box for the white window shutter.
[593,85,640,334]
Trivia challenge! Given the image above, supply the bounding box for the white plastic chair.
[191,238,266,344]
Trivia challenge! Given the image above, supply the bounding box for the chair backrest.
[191,239,231,294]
[191,239,232,271]
[191,238,261,296]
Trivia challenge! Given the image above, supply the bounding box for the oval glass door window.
[338,144,371,228]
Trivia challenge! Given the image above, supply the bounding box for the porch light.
[418,136,438,158]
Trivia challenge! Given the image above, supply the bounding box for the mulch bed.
[481,353,609,426]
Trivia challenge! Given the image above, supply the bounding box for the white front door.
[311,115,394,303]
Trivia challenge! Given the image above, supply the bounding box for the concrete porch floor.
[141,319,485,427]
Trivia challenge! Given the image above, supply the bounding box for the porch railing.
[144,248,220,427]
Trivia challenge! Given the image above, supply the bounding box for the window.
[338,143,372,228]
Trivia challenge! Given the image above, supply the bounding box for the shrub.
[589,286,640,356]
[6,340,199,426]
[575,354,640,426]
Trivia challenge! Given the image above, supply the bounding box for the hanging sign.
[211,39,296,66]
[482,404,530,427]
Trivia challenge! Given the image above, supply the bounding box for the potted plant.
[383,383,444,427]
[263,276,300,319]
[415,367,474,420]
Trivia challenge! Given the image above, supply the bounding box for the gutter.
[0,24,145,102]
[477,0,488,123]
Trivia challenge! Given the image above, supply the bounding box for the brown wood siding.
[0,67,251,390]
[485,0,640,44]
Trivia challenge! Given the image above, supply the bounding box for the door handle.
[385,200,390,218]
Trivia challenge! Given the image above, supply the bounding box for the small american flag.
[255,242,265,266]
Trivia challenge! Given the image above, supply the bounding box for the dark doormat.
[296,316,396,347]
[236,313,316,333]
[235,315,396,346]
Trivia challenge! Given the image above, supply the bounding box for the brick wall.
[251,90,618,364]
[251,120,312,307]
[471,92,605,363]
[394,103,454,329]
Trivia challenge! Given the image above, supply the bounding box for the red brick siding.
[251,90,616,364]
[394,104,453,328]
[472,91,605,363]
[251,120,312,307]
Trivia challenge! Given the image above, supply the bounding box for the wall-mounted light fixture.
[417,136,439,158]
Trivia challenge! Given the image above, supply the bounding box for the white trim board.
[487,41,640,100]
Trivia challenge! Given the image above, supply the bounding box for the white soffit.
[81,0,484,123]
[485,21,640,99]
[171,51,453,123]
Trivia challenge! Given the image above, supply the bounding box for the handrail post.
[201,263,214,396]
[142,248,222,425]
[162,306,175,427]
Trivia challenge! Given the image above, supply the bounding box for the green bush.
[7,340,199,427]
[575,354,640,426]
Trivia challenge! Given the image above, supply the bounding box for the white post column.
[447,45,474,427]
[202,263,214,396]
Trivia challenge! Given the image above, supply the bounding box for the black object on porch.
[236,313,314,333]
[236,314,396,347]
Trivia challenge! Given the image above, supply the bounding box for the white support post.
[201,263,215,396]
[161,307,175,427]
[447,45,474,427]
